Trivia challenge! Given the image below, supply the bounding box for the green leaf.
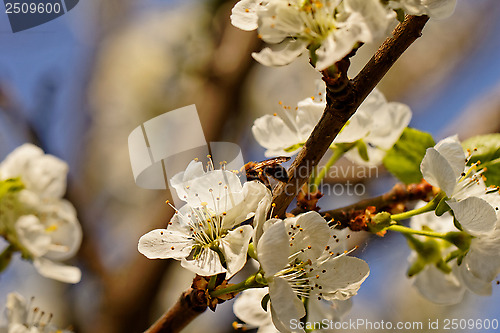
[463,134,500,186]
[383,128,435,184]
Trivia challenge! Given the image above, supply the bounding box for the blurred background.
[0,0,499,332]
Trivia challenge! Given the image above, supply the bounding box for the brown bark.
[271,15,430,217]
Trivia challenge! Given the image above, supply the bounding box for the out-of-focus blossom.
[389,0,457,19]
[1,292,73,333]
[252,83,411,166]
[0,144,82,283]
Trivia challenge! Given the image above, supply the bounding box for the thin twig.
[321,180,434,229]
[271,15,430,217]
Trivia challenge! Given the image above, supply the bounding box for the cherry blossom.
[138,160,271,278]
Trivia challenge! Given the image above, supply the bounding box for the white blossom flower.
[1,292,73,333]
[231,0,395,70]
[0,144,82,284]
[420,135,500,234]
[0,144,68,200]
[409,203,500,304]
[252,83,411,166]
[388,0,457,19]
[233,287,352,332]
[255,211,369,331]
[138,160,271,278]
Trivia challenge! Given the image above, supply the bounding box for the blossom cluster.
[252,81,412,166]
[408,136,500,304]
[138,160,370,331]
[231,0,457,70]
[0,144,82,284]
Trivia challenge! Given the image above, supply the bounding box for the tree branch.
[271,15,430,217]
[144,289,207,333]
[321,180,434,230]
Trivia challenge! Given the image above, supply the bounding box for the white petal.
[295,107,324,142]
[334,105,372,144]
[33,257,81,283]
[6,293,27,325]
[462,234,500,283]
[434,135,465,180]
[183,170,244,213]
[252,39,307,67]
[367,103,412,150]
[257,221,289,277]
[252,193,272,246]
[284,211,331,262]
[0,143,68,199]
[447,197,496,235]
[315,256,370,301]
[315,30,357,70]
[420,148,458,197]
[455,264,492,296]
[344,145,386,167]
[170,160,205,201]
[137,229,193,259]
[413,265,464,305]
[424,0,457,19]
[220,225,254,278]
[308,298,352,324]
[39,199,82,261]
[15,215,51,257]
[230,0,260,31]
[181,248,227,277]
[269,277,306,332]
[222,181,271,229]
[344,0,395,42]
[410,208,455,234]
[252,115,300,156]
[233,288,275,329]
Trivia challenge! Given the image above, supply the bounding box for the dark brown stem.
[271,15,430,217]
[144,289,207,333]
[321,180,434,229]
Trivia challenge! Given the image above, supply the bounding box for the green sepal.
[0,245,15,273]
[355,140,369,162]
[368,212,392,233]
[407,257,426,277]
[456,252,466,266]
[446,231,472,252]
[248,243,258,261]
[452,217,463,232]
[395,8,406,22]
[261,293,270,312]
[436,259,452,274]
[284,143,304,153]
[435,197,451,216]
[0,178,25,200]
